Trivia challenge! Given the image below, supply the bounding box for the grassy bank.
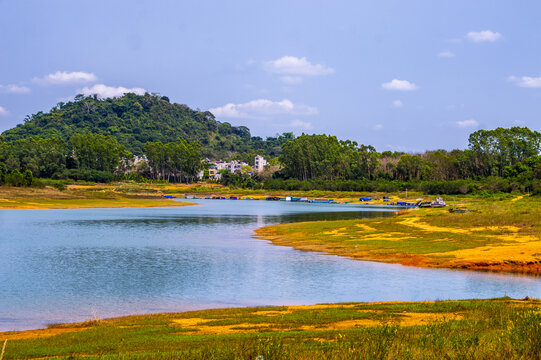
[0,186,194,209]
[64,181,431,202]
[255,195,541,274]
[2,181,521,207]
[1,298,539,359]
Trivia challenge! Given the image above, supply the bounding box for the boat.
[431,197,446,208]
[397,201,417,207]
[311,198,335,204]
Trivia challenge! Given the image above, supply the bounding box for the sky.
[1,0,540,152]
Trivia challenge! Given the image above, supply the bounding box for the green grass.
[3,298,540,359]
[255,196,541,272]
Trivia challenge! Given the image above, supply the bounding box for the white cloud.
[392,100,403,108]
[290,119,313,130]
[0,106,9,116]
[264,56,334,76]
[0,84,31,94]
[209,99,318,119]
[456,119,479,128]
[437,50,455,58]
[280,76,304,85]
[79,84,147,98]
[33,71,97,85]
[508,75,541,88]
[466,30,502,42]
[381,79,418,91]
[373,124,384,131]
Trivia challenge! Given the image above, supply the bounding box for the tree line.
[276,127,540,182]
[0,133,203,185]
[218,127,541,195]
[1,125,540,195]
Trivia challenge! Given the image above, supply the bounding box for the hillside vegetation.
[1,93,291,158]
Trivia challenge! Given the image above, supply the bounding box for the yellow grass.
[255,195,541,274]
[0,186,194,209]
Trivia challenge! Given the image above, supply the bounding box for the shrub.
[6,169,24,186]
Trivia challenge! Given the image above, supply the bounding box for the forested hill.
[1,93,290,158]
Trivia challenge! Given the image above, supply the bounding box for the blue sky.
[1,0,540,152]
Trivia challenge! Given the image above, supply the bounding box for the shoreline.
[2,297,538,339]
[0,186,197,209]
[0,199,195,210]
[255,225,541,275]
[254,196,541,275]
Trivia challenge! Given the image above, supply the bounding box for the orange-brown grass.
[0,186,194,209]
[255,195,541,274]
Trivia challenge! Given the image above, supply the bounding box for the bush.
[421,180,477,195]
[0,162,6,184]
[23,169,33,186]
[67,169,115,183]
[6,169,24,186]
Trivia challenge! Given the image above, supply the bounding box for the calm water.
[0,200,539,331]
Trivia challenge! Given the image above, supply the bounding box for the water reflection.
[57,210,392,228]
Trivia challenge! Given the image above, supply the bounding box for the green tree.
[23,169,33,186]
[70,133,130,173]
[6,169,24,186]
[0,162,6,184]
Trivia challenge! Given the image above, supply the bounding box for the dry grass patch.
[0,185,195,209]
[255,196,541,274]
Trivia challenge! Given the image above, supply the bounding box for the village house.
[227,160,247,174]
[206,155,268,179]
[254,155,268,172]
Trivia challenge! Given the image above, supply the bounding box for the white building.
[254,155,268,172]
[207,159,250,177]
[212,161,229,171]
[227,160,248,174]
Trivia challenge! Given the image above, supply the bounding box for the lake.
[0,199,539,331]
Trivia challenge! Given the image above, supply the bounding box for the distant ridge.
[1,93,290,158]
